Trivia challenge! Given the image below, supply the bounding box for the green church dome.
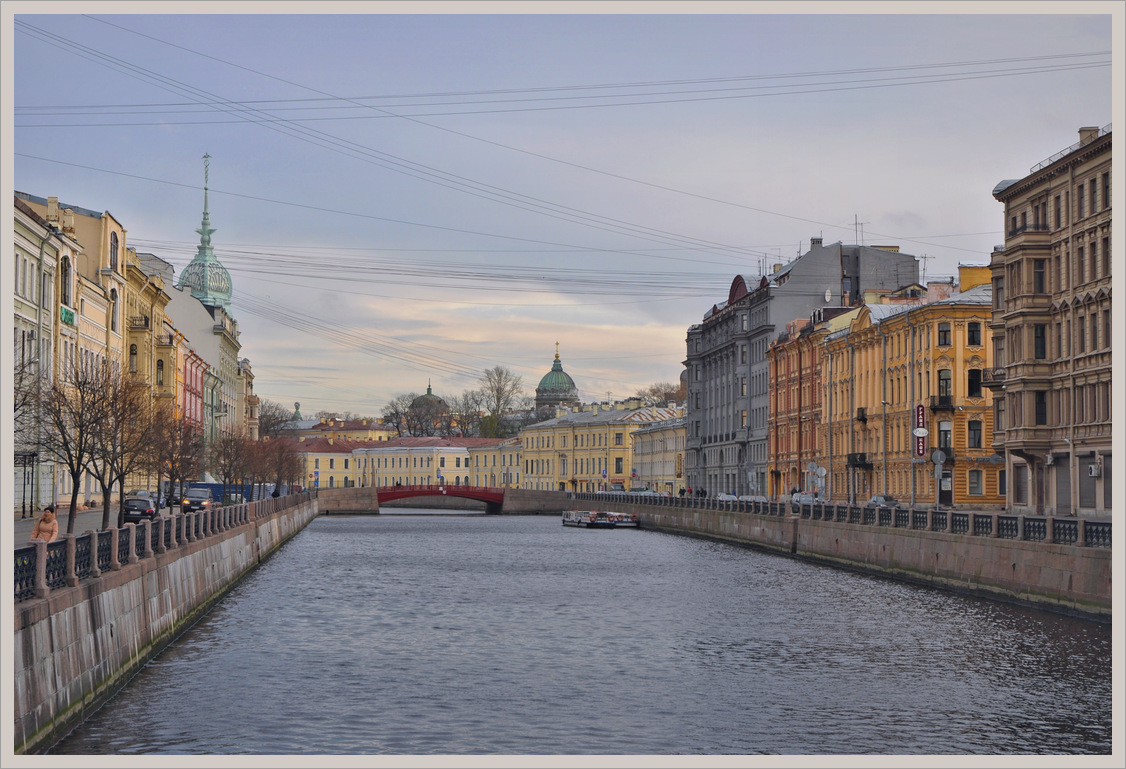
[535,344,579,410]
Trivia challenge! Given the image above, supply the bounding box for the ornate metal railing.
[997,516,1019,539]
[912,511,928,530]
[45,540,68,589]
[117,528,132,565]
[97,533,113,571]
[932,511,948,532]
[14,547,35,601]
[1084,521,1111,548]
[1053,519,1079,545]
[951,513,970,535]
[74,534,93,578]
[972,514,993,537]
[1023,518,1047,542]
[894,509,909,528]
[878,510,892,527]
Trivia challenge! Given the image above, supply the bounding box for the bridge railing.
[567,491,1111,549]
[13,490,317,604]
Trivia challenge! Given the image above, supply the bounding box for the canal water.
[52,512,1112,756]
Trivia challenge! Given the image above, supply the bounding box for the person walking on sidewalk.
[30,506,58,543]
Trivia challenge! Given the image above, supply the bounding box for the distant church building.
[535,344,580,411]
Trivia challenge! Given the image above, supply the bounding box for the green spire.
[177,152,233,310]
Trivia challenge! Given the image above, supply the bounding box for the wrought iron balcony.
[929,394,955,411]
[128,315,150,330]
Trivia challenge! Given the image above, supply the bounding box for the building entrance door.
[939,469,953,507]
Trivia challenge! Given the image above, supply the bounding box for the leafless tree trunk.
[86,366,154,530]
[34,357,110,534]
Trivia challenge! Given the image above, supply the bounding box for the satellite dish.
[824,288,832,302]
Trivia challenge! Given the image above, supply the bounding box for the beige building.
[631,416,686,495]
[520,401,684,492]
[989,125,1112,516]
[353,437,508,488]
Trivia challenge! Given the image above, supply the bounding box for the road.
[11,505,179,546]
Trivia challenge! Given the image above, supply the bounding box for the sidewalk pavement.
[10,505,178,547]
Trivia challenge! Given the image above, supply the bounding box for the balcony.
[982,367,1007,389]
[855,407,868,424]
[128,315,150,330]
[155,333,175,347]
[929,394,954,412]
[847,452,873,469]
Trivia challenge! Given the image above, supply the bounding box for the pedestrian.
[30,505,58,544]
[679,487,686,498]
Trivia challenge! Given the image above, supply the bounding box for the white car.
[716,493,739,501]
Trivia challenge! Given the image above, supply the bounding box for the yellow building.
[293,417,399,443]
[467,438,522,488]
[631,416,686,495]
[823,265,1000,509]
[520,401,685,492]
[286,437,373,490]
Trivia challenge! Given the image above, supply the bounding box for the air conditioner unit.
[1088,464,1102,478]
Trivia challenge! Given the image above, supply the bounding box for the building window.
[1033,259,1046,293]
[740,345,747,364]
[1035,391,1048,425]
[109,232,119,272]
[937,322,951,347]
[741,410,747,428]
[1103,171,1110,209]
[1077,247,1085,284]
[129,344,137,373]
[994,276,1004,309]
[329,458,335,469]
[967,322,981,346]
[968,469,983,496]
[938,369,952,397]
[156,359,164,386]
[344,458,350,470]
[999,468,1007,496]
[1054,195,1061,228]
[440,457,446,467]
[968,369,983,398]
[314,458,320,469]
[1033,324,1047,359]
[614,433,623,446]
[615,457,623,474]
[1090,241,1098,281]
[1078,316,1086,353]
[968,420,982,448]
[60,258,71,306]
[1105,309,1112,349]
[1090,178,1097,216]
[1077,184,1085,218]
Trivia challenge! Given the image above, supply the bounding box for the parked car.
[181,487,214,513]
[716,493,739,501]
[790,492,819,511]
[126,489,161,509]
[739,495,768,503]
[122,496,159,523]
[866,493,901,509]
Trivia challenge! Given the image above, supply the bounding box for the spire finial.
[555,341,560,360]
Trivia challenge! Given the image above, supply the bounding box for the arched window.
[109,289,118,332]
[129,344,137,373]
[109,232,119,272]
[156,359,164,386]
[60,258,72,306]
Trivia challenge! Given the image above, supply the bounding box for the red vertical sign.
[914,404,927,457]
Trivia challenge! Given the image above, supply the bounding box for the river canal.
[51,511,1112,756]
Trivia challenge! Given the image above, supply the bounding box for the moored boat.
[562,510,617,528]
[607,511,639,527]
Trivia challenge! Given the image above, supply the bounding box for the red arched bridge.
[376,484,506,512]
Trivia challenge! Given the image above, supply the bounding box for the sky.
[5,2,1118,419]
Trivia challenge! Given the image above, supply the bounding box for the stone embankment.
[12,492,319,755]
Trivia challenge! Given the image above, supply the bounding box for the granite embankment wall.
[12,494,320,755]
[577,497,1111,620]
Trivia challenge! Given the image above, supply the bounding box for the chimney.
[772,263,782,273]
[62,209,75,236]
[47,196,59,223]
[810,236,822,248]
[1079,126,1100,145]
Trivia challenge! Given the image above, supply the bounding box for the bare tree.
[479,366,524,420]
[257,398,295,439]
[381,393,415,437]
[210,429,252,504]
[156,408,205,510]
[35,357,109,534]
[635,381,685,406]
[448,389,484,437]
[84,366,154,530]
